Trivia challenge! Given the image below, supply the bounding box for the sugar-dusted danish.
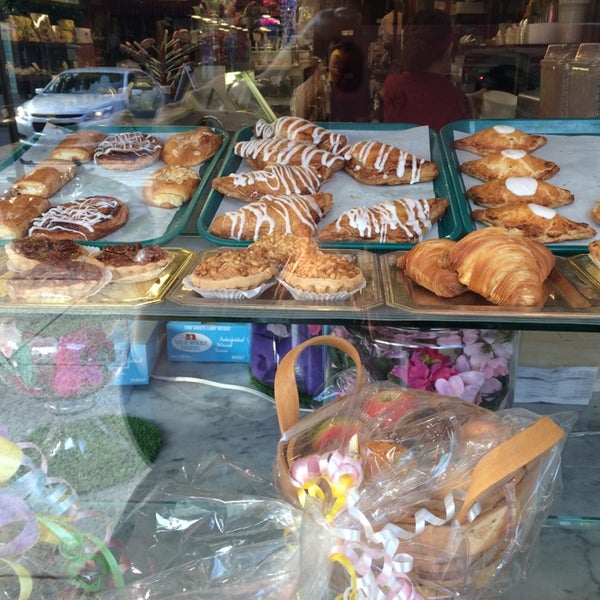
[254,116,348,154]
[446,227,555,307]
[397,238,467,298]
[209,192,333,240]
[234,137,346,172]
[454,125,547,156]
[10,159,77,197]
[50,129,107,162]
[161,126,223,167]
[211,164,330,202]
[460,149,559,181]
[471,203,595,244]
[188,248,277,291]
[279,251,366,295]
[466,177,574,208]
[141,165,200,208]
[343,140,438,185]
[0,194,51,239]
[317,197,448,243]
[247,232,318,268]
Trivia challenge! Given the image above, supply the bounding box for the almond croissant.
[446,227,555,307]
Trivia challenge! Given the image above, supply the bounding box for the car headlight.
[16,106,28,119]
[86,105,115,121]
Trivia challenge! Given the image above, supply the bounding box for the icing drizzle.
[334,198,434,242]
[94,132,162,160]
[230,165,323,195]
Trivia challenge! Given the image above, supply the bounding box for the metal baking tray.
[196,122,462,252]
[167,247,384,312]
[439,118,600,255]
[380,250,600,320]
[0,247,194,307]
[0,125,229,247]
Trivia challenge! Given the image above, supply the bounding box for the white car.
[15,67,164,139]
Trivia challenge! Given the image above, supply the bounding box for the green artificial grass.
[29,415,162,494]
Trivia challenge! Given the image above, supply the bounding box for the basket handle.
[455,414,565,523]
[274,334,366,434]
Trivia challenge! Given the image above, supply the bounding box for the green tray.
[0,125,229,247]
[439,118,600,256]
[196,122,463,252]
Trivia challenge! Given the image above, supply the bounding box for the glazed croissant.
[317,198,448,243]
[234,137,346,172]
[254,116,348,155]
[343,140,439,185]
[446,227,555,307]
[397,238,467,298]
[211,164,330,202]
[208,192,333,240]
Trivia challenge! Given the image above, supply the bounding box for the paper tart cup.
[183,275,276,299]
[276,277,366,301]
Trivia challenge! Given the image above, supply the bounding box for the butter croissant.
[211,164,330,202]
[343,140,439,185]
[461,150,559,181]
[471,203,595,244]
[397,238,467,298]
[454,125,547,156]
[446,227,555,307]
[208,192,333,240]
[317,198,448,243]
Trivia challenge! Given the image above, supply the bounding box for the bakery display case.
[1,2,600,598]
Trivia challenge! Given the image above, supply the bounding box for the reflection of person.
[383,9,482,130]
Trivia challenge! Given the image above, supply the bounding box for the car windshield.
[44,72,125,94]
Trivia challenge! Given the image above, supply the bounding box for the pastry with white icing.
[471,202,595,243]
[454,125,547,156]
[317,197,448,243]
[461,149,559,182]
[93,132,163,170]
[466,177,574,208]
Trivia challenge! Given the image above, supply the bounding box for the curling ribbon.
[0,559,33,600]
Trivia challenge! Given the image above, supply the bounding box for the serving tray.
[0,247,194,307]
[380,250,600,320]
[196,122,462,252]
[167,248,384,312]
[439,118,600,255]
[0,124,229,247]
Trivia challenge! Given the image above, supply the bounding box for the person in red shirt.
[383,9,481,130]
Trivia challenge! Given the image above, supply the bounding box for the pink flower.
[0,319,22,359]
[404,348,457,391]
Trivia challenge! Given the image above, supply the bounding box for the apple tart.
[454,125,547,156]
[460,150,559,181]
[471,203,595,244]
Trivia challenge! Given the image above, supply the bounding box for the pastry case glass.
[0,1,600,598]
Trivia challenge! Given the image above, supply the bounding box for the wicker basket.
[273,335,565,598]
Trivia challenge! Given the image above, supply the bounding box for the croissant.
[343,140,439,185]
[317,197,448,243]
[397,238,467,298]
[234,138,346,172]
[471,203,595,244]
[460,150,559,181]
[466,177,574,208]
[208,192,333,240]
[211,164,330,202]
[446,227,555,307]
[254,116,348,155]
[454,125,547,156]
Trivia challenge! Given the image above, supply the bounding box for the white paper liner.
[276,276,366,301]
[183,275,276,299]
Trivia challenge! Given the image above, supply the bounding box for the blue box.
[166,322,250,363]
[111,321,165,385]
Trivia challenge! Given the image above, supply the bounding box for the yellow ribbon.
[297,473,357,522]
[0,435,23,482]
[0,558,33,600]
[330,552,358,600]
